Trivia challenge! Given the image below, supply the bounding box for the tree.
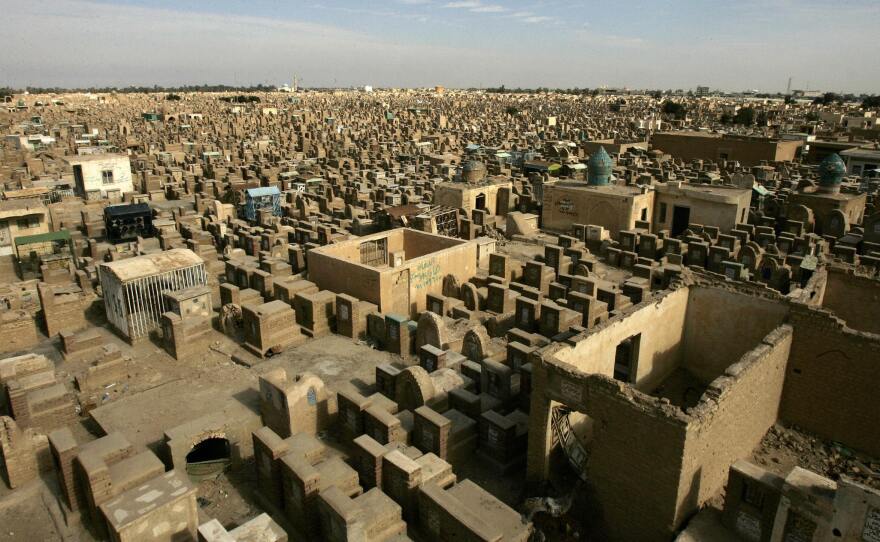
[813,92,843,105]
[755,111,769,126]
[505,106,519,116]
[734,107,755,125]
[862,95,880,109]
[662,101,687,120]
[165,93,181,101]
[650,90,662,100]
[720,113,733,125]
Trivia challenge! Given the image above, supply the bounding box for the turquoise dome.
[818,153,846,187]
[588,147,613,186]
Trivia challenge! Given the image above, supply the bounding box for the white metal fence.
[101,263,207,340]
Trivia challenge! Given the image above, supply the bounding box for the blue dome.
[818,153,846,187]
[588,147,613,186]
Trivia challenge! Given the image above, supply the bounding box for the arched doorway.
[185,437,231,479]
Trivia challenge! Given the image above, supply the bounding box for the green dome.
[588,147,613,186]
[818,153,846,187]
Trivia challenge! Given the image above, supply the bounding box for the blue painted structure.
[241,186,282,221]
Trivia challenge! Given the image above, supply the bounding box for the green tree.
[662,101,687,120]
[862,95,880,108]
[734,107,755,125]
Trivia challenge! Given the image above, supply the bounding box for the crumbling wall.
[683,285,788,384]
[780,305,880,456]
[820,267,880,335]
[676,325,792,528]
[553,287,688,391]
[537,361,690,542]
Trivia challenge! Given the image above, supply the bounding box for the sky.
[1,0,878,93]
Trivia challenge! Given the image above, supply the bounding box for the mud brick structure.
[258,369,337,438]
[292,289,336,337]
[6,371,76,433]
[715,460,880,542]
[272,276,318,305]
[161,285,213,360]
[363,404,413,446]
[50,430,166,532]
[280,436,361,536]
[38,282,93,337]
[198,513,287,542]
[162,409,261,474]
[74,345,126,392]
[0,352,52,413]
[0,309,38,354]
[335,293,377,339]
[336,382,398,442]
[382,448,456,521]
[316,486,408,542]
[0,415,48,488]
[412,406,478,465]
[308,229,479,319]
[100,470,197,542]
[60,328,105,360]
[418,479,533,541]
[242,299,304,357]
[3,85,880,542]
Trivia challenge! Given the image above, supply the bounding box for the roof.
[63,153,128,163]
[0,199,47,217]
[100,470,195,530]
[100,248,204,282]
[105,203,151,217]
[14,229,70,246]
[245,186,280,197]
[385,204,424,219]
[839,148,880,159]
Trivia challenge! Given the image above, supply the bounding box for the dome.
[461,160,486,183]
[818,153,845,192]
[462,160,485,172]
[588,147,614,186]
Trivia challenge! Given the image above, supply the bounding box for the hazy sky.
[2,0,878,92]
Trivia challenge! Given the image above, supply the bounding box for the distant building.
[542,147,655,236]
[651,132,803,166]
[0,199,50,257]
[695,86,710,97]
[839,148,880,176]
[65,154,134,201]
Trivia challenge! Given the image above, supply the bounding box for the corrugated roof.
[245,186,280,197]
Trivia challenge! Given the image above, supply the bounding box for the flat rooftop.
[99,248,204,282]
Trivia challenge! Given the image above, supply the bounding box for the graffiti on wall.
[412,257,442,290]
[555,197,577,216]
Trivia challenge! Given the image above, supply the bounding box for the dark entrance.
[475,193,486,211]
[185,437,231,479]
[613,334,641,383]
[671,205,691,237]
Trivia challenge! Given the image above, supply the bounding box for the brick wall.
[677,325,792,528]
[780,306,880,456]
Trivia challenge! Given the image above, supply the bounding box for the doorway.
[73,165,85,196]
[671,206,691,237]
[185,437,231,479]
[613,334,641,383]
[475,193,486,211]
